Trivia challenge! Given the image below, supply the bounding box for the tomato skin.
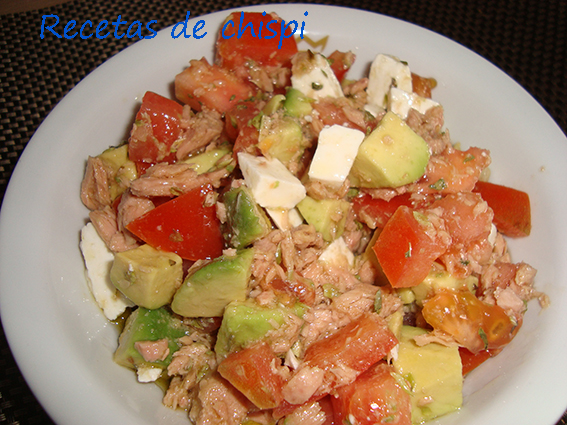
[303,313,398,375]
[411,72,436,98]
[126,184,224,261]
[373,206,448,288]
[422,289,518,354]
[218,342,286,410]
[327,50,355,83]
[128,91,184,168]
[215,12,298,69]
[332,362,412,425]
[352,193,432,230]
[224,99,262,158]
[274,314,397,419]
[459,347,501,375]
[474,181,531,237]
[175,58,256,113]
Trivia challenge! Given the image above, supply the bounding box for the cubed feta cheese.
[308,124,366,188]
[318,237,354,269]
[365,54,412,113]
[266,207,304,231]
[291,52,344,100]
[237,152,306,209]
[79,223,134,320]
[388,86,440,119]
[136,366,163,383]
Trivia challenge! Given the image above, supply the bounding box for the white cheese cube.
[308,125,366,188]
[266,207,304,231]
[365,54,413,112]
[388,86,440,119]
[291,52,344,100]
[318,237,354,269]
[136,366,163,383]
[237,152,306,209]
[79,223,134,320]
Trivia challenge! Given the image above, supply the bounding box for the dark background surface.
[1,0,566,424]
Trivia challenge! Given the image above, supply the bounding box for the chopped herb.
[249,112,263,130]
[479,328,488,350]
[229,94,236,101]
[169,230,184,243]
[374,289,382,313]
[464,153,476,163]
[311,82,323,90]
[429,178,447,191]
[405,243,412,258]
[460,258,470,266]
[321,69,328,78]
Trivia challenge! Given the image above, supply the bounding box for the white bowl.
[1,4,566,425]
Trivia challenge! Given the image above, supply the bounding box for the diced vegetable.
[373,206,448,288]
[126,184,224,261]
[128,91,183,169]
[474,180,531,237]
[333,362,412,425]
[218,342,287,409]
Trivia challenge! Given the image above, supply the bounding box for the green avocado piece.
[171,248,255,318]
[182,144,232,174]
[258,114,306,166]
[349,111,430,188]
[393,326,463,423]
[114,307,188,370]
[223,186,272,249]
[410,269,478,306]
[97,144,138,201]
[110,244,183,309]
[284,87,313,117]
[214,299,301,361]
[296,196,350,241]
[262,94,286,115]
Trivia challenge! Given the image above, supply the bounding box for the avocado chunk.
[284,87,313,117]
[215,299,302,361]
[296,196,350,241]
[262,94,286,115]
[349,111,430,188]
[411,268,478,306]
[114,307,188,370]
[223,187,272,249]
[171,248,255,318]
[393,326,463,423]
[258,114,306,166]
[110,244,183,309]
[182,144,232,174]
[98,144,138,201]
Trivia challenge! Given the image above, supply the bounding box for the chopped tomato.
[474,180,531,237]
[274,313,397,419]
[215,12,298,69]
[218,342,286,409]
[128,91,183,169]
[303,313,397,375]
[327,50,355,83]
[175,58,256,113]
[126,184,224,261]
[372,206,449,288]
[225,99,262,158]
[422,289,519,354]
[411,72,436,98]
[459,347,501,375]
[352,192,431,229]
[418,146,491,194]
[333,362,412,425]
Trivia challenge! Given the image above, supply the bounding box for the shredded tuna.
[129,161,232,198]
[81,156,112,210]
[134,339,170,363]
[189,373,250,425]
[116,190,154,231]
[406,106,451,155]
[89,206,139,252]
[175,107,224,160]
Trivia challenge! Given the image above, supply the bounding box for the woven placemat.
[1,0,566,424]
